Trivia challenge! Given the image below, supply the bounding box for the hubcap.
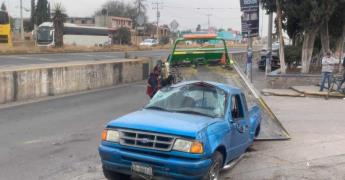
[209,162,220,180]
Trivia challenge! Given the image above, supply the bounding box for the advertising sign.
[241,8,259,38]
[240,0,259,11]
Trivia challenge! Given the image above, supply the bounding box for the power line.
[162,5,240,10]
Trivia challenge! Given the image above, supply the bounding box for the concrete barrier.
[0,59,155,104]
[266,73,321,89]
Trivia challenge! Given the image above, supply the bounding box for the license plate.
[131,162,153,176]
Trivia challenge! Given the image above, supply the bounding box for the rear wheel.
[204,151,223,180]
[103,167,131,180]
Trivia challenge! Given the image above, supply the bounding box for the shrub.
[112,27,132,45]
[159,36,170,45]
[284,45,301,67]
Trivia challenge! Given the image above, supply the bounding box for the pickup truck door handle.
[233,123,248,133]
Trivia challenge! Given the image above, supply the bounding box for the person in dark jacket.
[147,66,161,98]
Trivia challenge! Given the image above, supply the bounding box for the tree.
[1,2,6,11]
[36,0,49,26]
[318,0,337,55]
[261,0,287,74]
[196,24,201,31]
[262,0,344,73]
[47,3,51,20]
[276,0,287,74]
[112,27,131,45]
[133,0,147,27]
[53,3,65,48]
[95,0,147,28]
[30,0,36,31]
[328,1,345,70]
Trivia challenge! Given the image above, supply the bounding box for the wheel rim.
[209,162,220,180]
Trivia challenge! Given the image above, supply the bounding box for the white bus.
[36,22,112,47]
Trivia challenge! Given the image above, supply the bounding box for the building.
[158,25,170,38]
[95,16,133,30]
[65,17,95,26]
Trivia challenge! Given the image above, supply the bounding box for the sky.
[4,0,271,37]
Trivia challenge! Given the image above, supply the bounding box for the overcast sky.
[4,0,271,36]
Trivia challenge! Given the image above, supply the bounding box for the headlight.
[173,139,204,154]
[102,129,120,143]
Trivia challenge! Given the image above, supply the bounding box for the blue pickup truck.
[99,81,261,180]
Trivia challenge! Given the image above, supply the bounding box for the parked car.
[99,81,262,180]
[140,39,158,46]
[258,53,281,71]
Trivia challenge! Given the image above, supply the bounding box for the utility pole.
[152,1,162,40]
[206,14,212,31]
[20,0,24,41]
[266,12,273,77]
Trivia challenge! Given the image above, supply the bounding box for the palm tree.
[52,3,65,48]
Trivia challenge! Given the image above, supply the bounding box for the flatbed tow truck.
[99,34,290,180]
[167,34,290,140]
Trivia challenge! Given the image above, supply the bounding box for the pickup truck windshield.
[146,83,226,118]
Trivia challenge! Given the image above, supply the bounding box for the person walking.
[320,51,338,92]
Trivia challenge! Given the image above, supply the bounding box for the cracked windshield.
[0,0,344,180]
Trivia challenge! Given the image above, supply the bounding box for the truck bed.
[178,66,290,140]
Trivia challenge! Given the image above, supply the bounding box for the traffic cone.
[220,53,227,65]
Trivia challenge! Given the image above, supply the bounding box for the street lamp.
[20,0,24,40]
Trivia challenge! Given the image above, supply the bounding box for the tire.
[203,151,224,180]
[103,167,131,180]
[255,124,261,138]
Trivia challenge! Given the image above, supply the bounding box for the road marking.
[24,139,45,145]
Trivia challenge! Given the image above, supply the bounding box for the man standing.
[246,48,253,82]
[320,51,338,92]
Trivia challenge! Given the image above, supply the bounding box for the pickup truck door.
[228,94,250,159]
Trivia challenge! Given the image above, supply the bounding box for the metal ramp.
[175,65,290,140]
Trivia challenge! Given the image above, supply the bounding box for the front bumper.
[99,144,212,180]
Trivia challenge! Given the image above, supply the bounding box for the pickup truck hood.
[107,109,221,138]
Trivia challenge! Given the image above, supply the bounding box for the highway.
[0,48,245,67]
[0,50,170,67]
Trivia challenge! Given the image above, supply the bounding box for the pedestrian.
[246,48,253,81]
[146,66,161,98]
[320,51,338,92]
[337,56,345,92]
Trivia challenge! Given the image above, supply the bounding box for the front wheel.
[203,151,224,180]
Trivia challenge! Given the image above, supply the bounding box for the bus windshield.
[37,26,53,43]
[0,11,10,25]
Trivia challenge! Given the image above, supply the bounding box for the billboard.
[241,8,259,38]
[240,0,259,11]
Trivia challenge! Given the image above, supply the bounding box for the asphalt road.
[0,83,149,180]
[0,48,245,67]
[1,64,344,179]
[0,66,286,180]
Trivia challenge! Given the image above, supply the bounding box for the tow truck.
[99,34,263,180]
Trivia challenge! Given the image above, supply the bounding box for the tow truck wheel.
[204,151,223,180]
[103,167,131,180]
